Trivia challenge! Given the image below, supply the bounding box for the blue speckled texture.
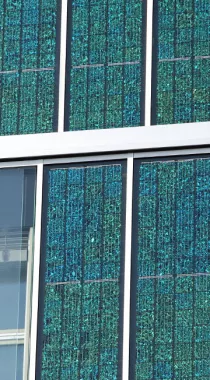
[132,158,210,379]
[0,0,58,135]
[152,0,210,124]
[40,164,124,379]
[66,0,145,130]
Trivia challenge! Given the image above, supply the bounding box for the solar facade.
[0,0,59,135]
[152,0,210,125]
[65,0,146,131]
[130,157,210,379]
[39,163,125,379]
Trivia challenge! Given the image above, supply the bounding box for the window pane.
[152,0,210,125]
[0,344,23,380]
[38,162,126,379]
[65,0,146,131]
[0,167,36,331]
[130,157,210,379]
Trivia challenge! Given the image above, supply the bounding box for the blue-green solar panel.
[39,163,125,379]
[0,0,59,135]
[65,0,145,131]
[152,0,210,125]
[130,157,210,379]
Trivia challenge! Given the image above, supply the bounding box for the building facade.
[0,0,209,379]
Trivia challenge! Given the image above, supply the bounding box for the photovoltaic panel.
[130,157,210,379]
[0,0,59,135]
[152,0,210,125]
[38,162,125,379]
[65,0,146,131]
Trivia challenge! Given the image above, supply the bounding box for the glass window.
[0,345,24,380]
[38,162,126,379]
[130,157,210,379]
[65,0,146,131]
[0,167,36,379]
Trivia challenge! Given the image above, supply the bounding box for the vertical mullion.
[122,155,134,380]
[58,0,68,133]
[28,163,44,380]
[144,0,154,127]
[23,227,34,380]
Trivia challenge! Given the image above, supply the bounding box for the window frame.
[0,163,37,380]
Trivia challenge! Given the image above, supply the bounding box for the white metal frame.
[0,121,209,161]
[144,0,154,126]
[122,155,134,380]
[0,161,39,379]
[29,163,44,380]
[58,0,68,133]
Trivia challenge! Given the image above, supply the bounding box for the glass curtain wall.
[37,162,126,379]
[0,167,36,380]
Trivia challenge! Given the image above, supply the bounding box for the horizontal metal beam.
[0,122,209,161]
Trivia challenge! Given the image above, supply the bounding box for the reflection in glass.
[0,168,36,379]
[0,344,24,380]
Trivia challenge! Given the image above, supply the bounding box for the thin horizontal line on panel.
[177,272,210,277]
[0,67,54,74]
[72,63,104,69]
[22,67,54,72]
[194,55,210,60]
[71,61,140,69]
[108,60,140,66]
[159,57,190,62]
[138,272,210,280]
[46,278,118,286]
[159,55,210,63]
[0,69,17,74]
[139,274,173,279]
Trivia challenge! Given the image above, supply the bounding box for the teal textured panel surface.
[0,0,59,135]
[65,0,145,131]
[131,158,210,379]
[152,0,210,125]
[40,163,125,379]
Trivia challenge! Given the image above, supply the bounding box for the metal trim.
[122,155,134,380]
[29,163,44,380]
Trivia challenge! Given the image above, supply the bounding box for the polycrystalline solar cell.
[131,157,210,379]
[66,0,146,131]
[152,0,210,125]
[40,163,125,379]
[0,0,59,135]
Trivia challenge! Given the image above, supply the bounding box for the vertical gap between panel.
[29,163,44,380]
[58,0,68,133]
[144,0,154,126]
[122,155,134,380]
